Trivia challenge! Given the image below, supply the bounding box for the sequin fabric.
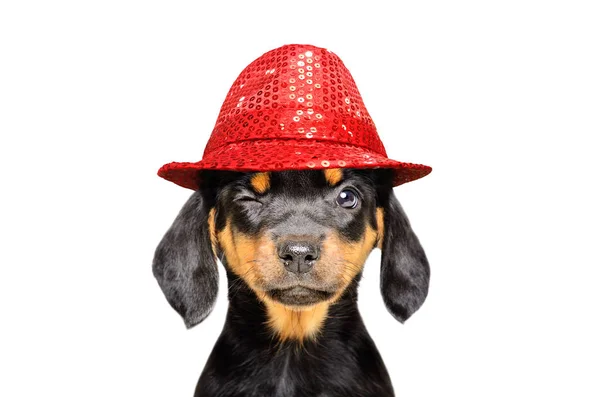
[159,44,431,190]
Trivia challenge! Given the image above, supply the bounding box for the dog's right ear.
[152,191,218,328]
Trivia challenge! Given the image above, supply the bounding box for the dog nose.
[278,241,320,274]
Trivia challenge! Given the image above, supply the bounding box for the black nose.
[278,241,320,274]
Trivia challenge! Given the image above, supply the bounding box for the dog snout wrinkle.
[278,240,320,274]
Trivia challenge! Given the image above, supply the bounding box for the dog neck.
[197,269,394,396]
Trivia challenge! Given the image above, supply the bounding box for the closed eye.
[234,194,262,204]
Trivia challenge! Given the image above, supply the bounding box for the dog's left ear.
[378,191,430,323]
[152,191,218,328]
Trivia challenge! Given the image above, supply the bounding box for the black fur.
[379,194,430,322]
[375,171,430,323]
[152,189,219,328]
[152,169,430,396]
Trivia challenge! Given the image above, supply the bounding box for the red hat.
[158,44,431,190]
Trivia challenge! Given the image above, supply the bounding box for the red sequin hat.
[158,44,431,190]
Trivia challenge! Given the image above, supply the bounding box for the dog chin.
[267,286,334,307]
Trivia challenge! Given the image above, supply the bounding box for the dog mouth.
[266,286,335,306]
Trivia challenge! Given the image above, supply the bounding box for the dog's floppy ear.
[379,191,430,323]
[152,191,218,328]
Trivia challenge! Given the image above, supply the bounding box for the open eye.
[336,189,359,209]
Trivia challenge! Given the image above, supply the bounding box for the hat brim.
[158,140,431,190]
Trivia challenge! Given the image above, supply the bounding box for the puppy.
[153,168,430,397]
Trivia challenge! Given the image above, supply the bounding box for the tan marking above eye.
[250,172,270,194]
[324,168,343,186]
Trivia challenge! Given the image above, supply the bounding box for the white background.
[1,1,599,396]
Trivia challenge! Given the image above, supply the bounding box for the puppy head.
[153,169,429,334]
[212,170,382,312]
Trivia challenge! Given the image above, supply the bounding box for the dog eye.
[234,194,261,204]
[336,189,359,209]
